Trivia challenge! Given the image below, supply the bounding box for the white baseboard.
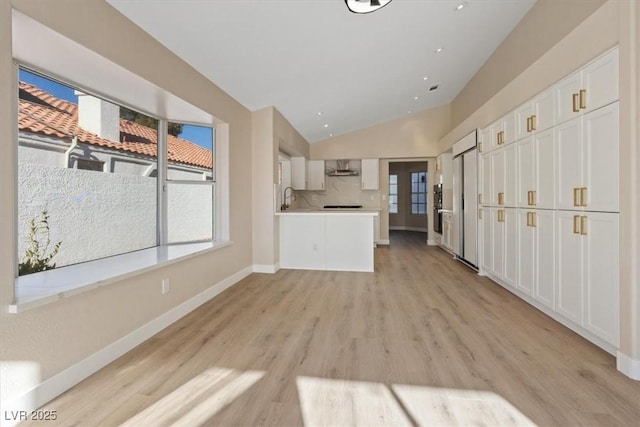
[252,263,280,274]
[0,266,254,427]
[376,240,390,245]
[389,226,428,232]
[427,239,436,246]
[617,351,640,380]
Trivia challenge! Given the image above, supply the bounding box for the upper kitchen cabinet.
[515,88,555,141]
[483,112,516,153]
[307,160,325,191]
[555,48,618,125]
[361,158,379,190]
[291,157,308,190]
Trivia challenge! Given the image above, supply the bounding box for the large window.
[17,68,215,276]
[410,171,427,214]
[389,174,398,214]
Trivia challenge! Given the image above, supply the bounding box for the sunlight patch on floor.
[297,376,536,427]
[296,376,412,427]
[120,368,264,426]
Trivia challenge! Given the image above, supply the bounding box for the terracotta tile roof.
[18,81,213,170]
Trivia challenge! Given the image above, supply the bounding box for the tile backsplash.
[296,175,381,209]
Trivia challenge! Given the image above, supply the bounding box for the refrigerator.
[452,131,478,268]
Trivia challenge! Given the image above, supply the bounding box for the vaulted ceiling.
[108,0,536,142]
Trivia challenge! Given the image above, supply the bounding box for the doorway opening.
[387,161,429,243]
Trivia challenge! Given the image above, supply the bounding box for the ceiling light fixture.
[317,112,323,116]
[435,47,443,53]
[323,124,329,128]
[414,96,419,100]
[345,0,393,14]
[329,133,334,137]
[456,4,465,11]
[423,76,429,81]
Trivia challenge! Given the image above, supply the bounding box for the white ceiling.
[108,0,536,143]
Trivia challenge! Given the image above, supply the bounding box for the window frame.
[410,171,427,215]
[13,63,227,308]
[389,173,398,214]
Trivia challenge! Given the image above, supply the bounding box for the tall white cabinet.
[478,47,620,353]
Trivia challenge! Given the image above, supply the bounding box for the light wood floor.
[26,231,640,426]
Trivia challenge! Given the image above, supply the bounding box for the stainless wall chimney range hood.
[326,159,359,176]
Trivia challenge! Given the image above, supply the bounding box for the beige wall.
[1,0,254,403]
[451,0,608,127]
[310,104,451,160]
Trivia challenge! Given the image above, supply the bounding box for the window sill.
[9,241,232,314]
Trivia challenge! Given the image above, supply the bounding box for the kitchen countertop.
[276,208,379,216]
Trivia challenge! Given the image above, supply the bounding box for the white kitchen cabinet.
[479,127,491,154]
[361,158,379,190]
[503,208,518,288]
[518,209,555,306]
[307,160,325,191]
[504,143,517,207]
[517,129,556,209]
[556,103,619,212]
[490,149,504,206]
[491,208,504,281]
[555,48,618,125]
[556,211,619,346]
[480,153,491,207]
[488,113,516,152]
[442,211,454,251]
[515,89,555,141]
[291,157,308,190]
[280,214,325,269]
[479,207,492,274]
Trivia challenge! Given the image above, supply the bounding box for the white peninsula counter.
[277,209,379,272]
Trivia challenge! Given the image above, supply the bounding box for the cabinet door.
[361,159,379,190]
[555,117,583,211]
[517,210,535,296]
[479,127,491,154]
[489,120,503,152]
[535,128,556,209]
[503,208,518,288]
[517,137,535,207]
[307,160,325,191]
[582,103,619,212]
[556,211,584,325]
[504,143,518,207]
[491,209,505,280]
[480,207,492,274]
[555,71,582,125]
[515,102,535,141]
[535,210,555,310]
[582,48,619,114]
[533,88,555,133]
[502,112,516,145]
[480,153,491,206]
[583,212,619,346]
[490,149,504,206]
[463,150,478,266]
[291,157,307,190]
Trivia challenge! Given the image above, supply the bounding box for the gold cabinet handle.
[499,209,505,222]
[479,142,483,153]
[531,190,536,206]
[531,115,537,131]
[573,188,580,207]
[497,131,501,145]
[526,211,532,227]
[579,89,587,109]
[531,212,536,228]
[580,187,587,207]
[526,117,531,133]
[573,215,580,234]
[478,194,482,204]
[527,191,532,206]
[478,208,482,219]
[572,93,579,112]
[580,215,587,235]
[498,192,504,205]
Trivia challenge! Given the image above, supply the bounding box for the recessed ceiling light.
[435,47,443,53]
[323,124,329,128]
[317,112,323,116]
[423,76,429,81]
[414,96,419,100]
[329,133,333,137]
[455,4,465,11]
[408,110,413,114]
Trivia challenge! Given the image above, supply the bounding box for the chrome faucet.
[282,186,295,210]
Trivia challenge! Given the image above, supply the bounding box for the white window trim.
[11,10,232,310]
